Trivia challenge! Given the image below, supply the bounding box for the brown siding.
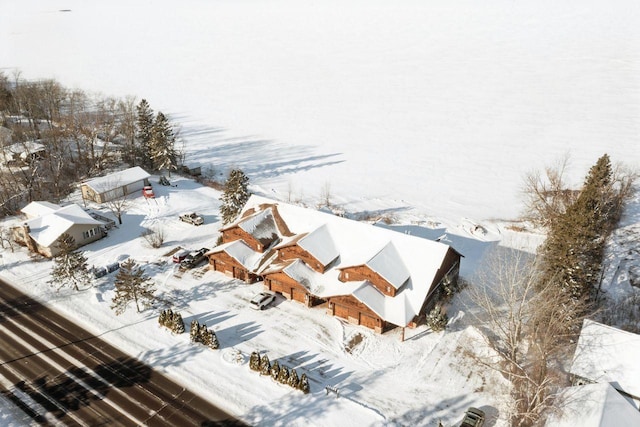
[264,272,311,306]
[278,245,325,273]
[222,227,268,252]
[327,294,386,332]
[208,251,258,283]
[339,265,396,297]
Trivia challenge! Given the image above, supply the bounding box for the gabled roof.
[297,224,339,266]
[237,207,280,247]
[21,201,61,218]
[347,241,410,290]
[82,166,150,193]
[206,240,271,273]
[546,383,640,427]
[231,195,456,327]
[570,319,640,399]
[5,140,46,156]
[23,203,103,247]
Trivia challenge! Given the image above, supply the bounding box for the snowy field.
[3,0,640,221]
[1,0,640,425]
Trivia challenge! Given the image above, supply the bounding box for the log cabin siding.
[222,227,268,252]
[339,265,397,297]
[264,271,312,305]
[277,245,326,273]
[208,251,258,283]
[418,248,461,317]
[327,294,386,333]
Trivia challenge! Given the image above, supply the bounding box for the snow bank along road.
[0,279,245,426]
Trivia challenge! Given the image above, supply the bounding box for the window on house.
[83,231,89,239]
[386,286,391,293]
[345,272,349,279]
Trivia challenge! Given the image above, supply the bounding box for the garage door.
[334,304,349,319]
[360,313,378,329]
[291,288,307,304]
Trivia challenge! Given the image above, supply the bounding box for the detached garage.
[81,166,150,204]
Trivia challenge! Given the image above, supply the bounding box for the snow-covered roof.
[233,195,455,326]
[545,383,640,427]
[4,140,46,155]
[362,241,410,289]
[24,203,103,247]
[82,166,150,193]
[570,319,640,399]
[206,240,268,272]
[21,201,61,219]
[297,224,339,266]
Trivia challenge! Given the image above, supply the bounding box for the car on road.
[172,249,190,263]
[249,292,276,310]
[460,407,485,427]
[142,185,155,198]
[180,212,204,226]
[180,247,209,269]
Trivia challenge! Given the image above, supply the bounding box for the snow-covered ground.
[0,177,513,426]
[1,0,640,425]
[3,0,639,221]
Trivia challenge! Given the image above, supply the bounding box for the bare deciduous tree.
[466,247,587,426]
[521,154,578,228]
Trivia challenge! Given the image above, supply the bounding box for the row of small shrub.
[158,308,185,334]
[249,351,309,394]
[190,320,219,350]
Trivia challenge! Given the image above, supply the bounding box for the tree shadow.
[137,342,205,368]
[216,321,263,348]
[12,356,152,422]
[186,310,236,328]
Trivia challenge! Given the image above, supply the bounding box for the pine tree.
[172,312,185,334]
[298,373,310,394]
[277,366,289,384]
[270,361,280,381]
[136,99,154,169]
[149,111,177,175]
[250,351,261,371]
[190,320,200,342]
[48,233,92,291]
[540,154,617,300]
[288,368,299,389]
[220,169,250,224]
[159,309,168,326]
[208,330,219,349]
[260,355,271,376]
[111,259,156,315]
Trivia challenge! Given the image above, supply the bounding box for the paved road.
[0,279,246,426]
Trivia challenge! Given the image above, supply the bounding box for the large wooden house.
[207,195,462,333]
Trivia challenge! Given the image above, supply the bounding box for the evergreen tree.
[111,259,156,315]
[250,351,261,371]
[208,330,219,349]
[48,233,92,291]
[298,373,310,394]
[260,355,271,376]
[190,319,200,342]
[277,366,289,384]
[220,169,250,224]
[159,309,168,326]
[270,361,280,381]
[136,99,154,169]
[288,368,299,389]
[172,312,185,334]
[540,154,620,301]
[149,111,177,175]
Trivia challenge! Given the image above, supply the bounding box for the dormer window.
[386,286,391,293]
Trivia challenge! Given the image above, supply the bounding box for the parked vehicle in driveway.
[180,212,204,226]
[172,249,189,263]
[180,247,209,269]
[460,407,485,427]
[142,185,155,198]
[250,292,276,310]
